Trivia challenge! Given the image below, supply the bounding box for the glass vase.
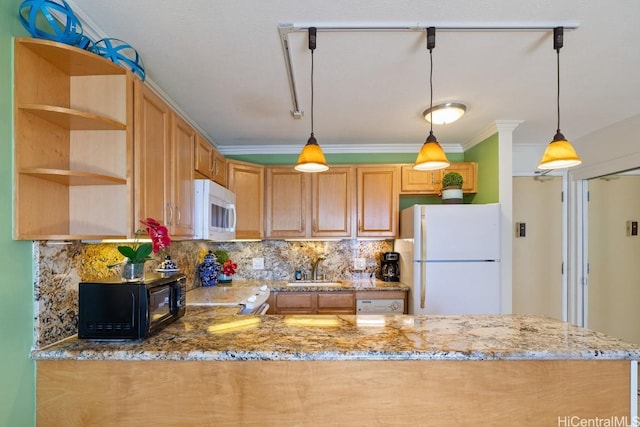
[121,262,145,282]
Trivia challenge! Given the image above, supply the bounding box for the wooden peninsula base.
[37,359,632,426]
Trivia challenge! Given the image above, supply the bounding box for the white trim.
[218,143,464,156]
[496,121,520,314]
[462,120,524,151]
[631,360,638,421]
[560,170,569,323]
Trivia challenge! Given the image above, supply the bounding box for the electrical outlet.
[252,257,264,270]
[353,258,366,270]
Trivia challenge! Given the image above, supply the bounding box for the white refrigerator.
[394,203,502,315]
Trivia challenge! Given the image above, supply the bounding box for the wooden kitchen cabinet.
[400,162,478,194]
[272,292,315,314]
[194,134,226,187]
[400,165,439,193]
[311,166,353,238]
[13,38,133,240]
[265,166,353,239]
[269,290,355,314]
[316,292,355,314]
[265,167,309,238]
[194,134,214,180]
[227,159,264,239]
[170,113,196,237]
[443,162,477,193]
[212,149,227,187]
[356,166,399,237]
[133,80,194,238]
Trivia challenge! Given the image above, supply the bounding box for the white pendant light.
[295,27,328,173]
[537,27,582,170]
[414,27,450,171]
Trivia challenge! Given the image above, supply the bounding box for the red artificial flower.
[222,259,238,276]
[140,217,171,253]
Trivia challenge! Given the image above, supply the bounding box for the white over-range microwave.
[194,179,236,241]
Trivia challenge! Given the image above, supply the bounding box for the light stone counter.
[32,308,640,361]
[210,278,409,292]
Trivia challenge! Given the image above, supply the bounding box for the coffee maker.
[381,252,400,282]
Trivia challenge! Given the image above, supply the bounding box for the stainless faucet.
[311,256,325,281]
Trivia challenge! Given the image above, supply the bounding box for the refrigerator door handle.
[420,213,427,309]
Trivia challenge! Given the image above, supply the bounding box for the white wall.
[512,113,640,325]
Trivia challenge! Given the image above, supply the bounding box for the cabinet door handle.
[167,203,174,226]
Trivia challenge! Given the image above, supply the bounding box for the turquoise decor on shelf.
[92,38,146,81]
[18,0,84,46]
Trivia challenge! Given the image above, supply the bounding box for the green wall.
[0,2,35,426]
[464,133,499,203]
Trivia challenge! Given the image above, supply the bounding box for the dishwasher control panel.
[356,298,405,314]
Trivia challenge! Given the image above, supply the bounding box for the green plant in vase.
[214,249,238,283]
[441,171,464,204]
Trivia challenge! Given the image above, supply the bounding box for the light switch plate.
[353,258,366,270]
[252,258,264,270]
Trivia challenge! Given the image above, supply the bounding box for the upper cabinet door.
[171,114,195,238]
[133,79,171,231]
[312,167,353,238]
[265,167,309,238]
[440,162,478,193]
[356,166,399,237]
[227,160,264,239]
[194,134,213,180]
[400,165,439,194]
[211,149,227,187]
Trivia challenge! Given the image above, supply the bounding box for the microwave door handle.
[229,204,237,231]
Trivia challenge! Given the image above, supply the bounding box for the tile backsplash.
[34,239,392,347]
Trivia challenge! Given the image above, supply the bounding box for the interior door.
[512,176,563,320]
[587,174,640,344]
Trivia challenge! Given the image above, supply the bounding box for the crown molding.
[217,142,464,156]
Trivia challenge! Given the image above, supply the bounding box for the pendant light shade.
[414,131,450,171]
[295,27,328,173]
[414,27,450,171]
[537,27,582,170]
[295,133,328,172]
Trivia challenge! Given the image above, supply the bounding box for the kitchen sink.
[286,281,342,287]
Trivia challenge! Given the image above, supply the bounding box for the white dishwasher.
[356,298,404,314]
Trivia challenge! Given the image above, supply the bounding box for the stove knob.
[390,301,400,311]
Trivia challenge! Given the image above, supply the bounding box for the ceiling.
[68,0,640,159]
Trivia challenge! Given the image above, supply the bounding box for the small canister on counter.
[294,270,302,280]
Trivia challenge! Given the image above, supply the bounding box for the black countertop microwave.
[78,273,186,340]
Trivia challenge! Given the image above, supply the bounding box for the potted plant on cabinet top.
[441,171,464,204]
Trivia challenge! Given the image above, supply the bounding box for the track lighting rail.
[278,22,579,118]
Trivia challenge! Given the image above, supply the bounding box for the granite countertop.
[32,307,640,362]
[216,278,409,292]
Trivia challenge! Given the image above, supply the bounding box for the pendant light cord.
[556,47,561,133]
[310,49,314,136]
[429,47,433,135]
